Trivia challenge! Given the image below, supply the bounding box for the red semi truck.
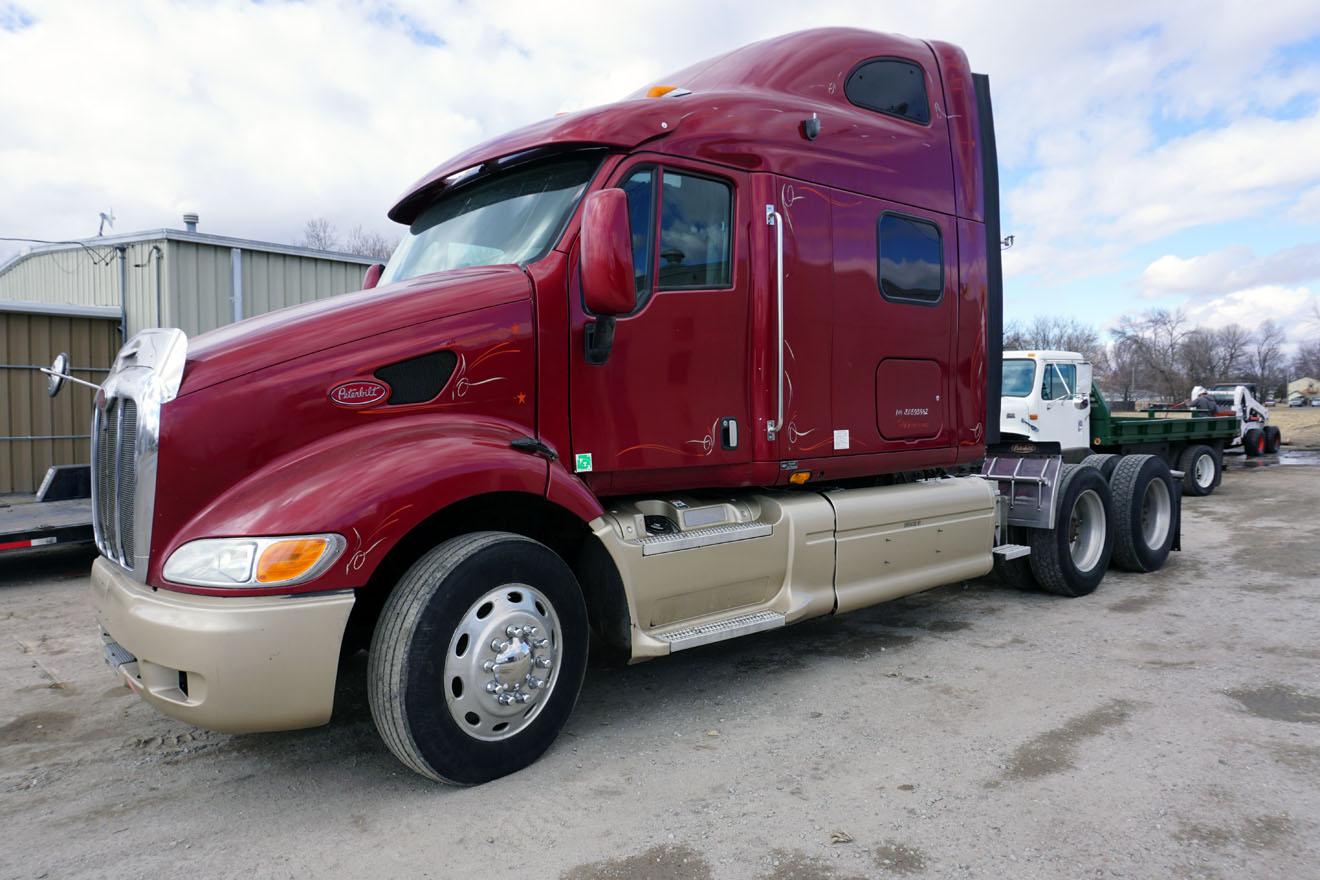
[76,28,1182,784]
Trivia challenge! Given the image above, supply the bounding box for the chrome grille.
[93,395,139,566]
[91,327,188,581]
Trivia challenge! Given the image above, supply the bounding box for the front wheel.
[1243,428,1265,457]
[1178,444,1220,496]
[1028,464,1115,597]
[368,532,589,785]
[1264,425,1282,454]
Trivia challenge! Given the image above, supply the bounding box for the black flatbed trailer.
[0,468,95,554]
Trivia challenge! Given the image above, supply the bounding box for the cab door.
[569,158,752,486]
[1037,360,1091,451]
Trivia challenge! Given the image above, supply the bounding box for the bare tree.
[1111,308,1192,402]
[343,225,400,261]
[1003,316,1110,374]
[1293,339,1320,380]
[1249,319,1286,395]
[301,217,340,251]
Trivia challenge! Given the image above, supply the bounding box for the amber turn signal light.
[789,470,811,485]
[256,538,332,584]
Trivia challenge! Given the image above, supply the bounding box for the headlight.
[163,534,345,588]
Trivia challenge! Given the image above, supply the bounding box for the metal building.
[0,218,378,493]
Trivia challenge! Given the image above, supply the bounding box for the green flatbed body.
[1088,384,1238,451]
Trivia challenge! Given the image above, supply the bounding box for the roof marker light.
[645,85,692,98]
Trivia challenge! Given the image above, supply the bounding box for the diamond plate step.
[639,521,772,556]
[652,609,785,652]
[992,543,1031,560]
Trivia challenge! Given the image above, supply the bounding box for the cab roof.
[389,28,983,225]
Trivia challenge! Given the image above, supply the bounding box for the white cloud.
[0,0,1317,319]
[1182,284,1319,334]
[1140,242,1320,298]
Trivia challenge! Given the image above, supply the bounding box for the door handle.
[721,417,738,450]
[766,204,784,441]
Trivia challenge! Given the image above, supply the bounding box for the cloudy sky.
[2,0,1319,341]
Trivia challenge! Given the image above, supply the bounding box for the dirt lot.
[1268,405,1320,449]
[3,460,1319,880]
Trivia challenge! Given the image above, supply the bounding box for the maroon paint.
[579,189,637,315]
[145,27,992,598]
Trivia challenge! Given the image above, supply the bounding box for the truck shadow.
[241,577,1028,786]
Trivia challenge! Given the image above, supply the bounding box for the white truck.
[998,350,1279,498]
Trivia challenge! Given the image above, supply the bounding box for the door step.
[652,609,785,651]
[639,521,772,556]
[992,543,1031,560]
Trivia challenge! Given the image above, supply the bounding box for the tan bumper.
[91,557,355,734]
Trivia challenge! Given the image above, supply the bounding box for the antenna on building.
[97,209,115,237]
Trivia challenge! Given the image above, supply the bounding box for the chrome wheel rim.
[1140,478,1172,548]
[1068,489,1106,572]
[1194,454,1215,489]
[443,584,561,742]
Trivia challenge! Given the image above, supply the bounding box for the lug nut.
[535,657,552,669]
[483,660,496,672]
[485,682,498,693]
[497,693,513,705]
[490,638,504,652]
[513,692,529,704]
[524,626,538,637]
[506,624,523,638]
[528,677,545,689]
[534,639,550,650]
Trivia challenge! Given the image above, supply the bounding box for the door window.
[657,172,732,291]
[1042,363,1076,400]
[877,213,942,304]
[621,169,656,299]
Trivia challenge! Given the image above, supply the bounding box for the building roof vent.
[182,212,199,233]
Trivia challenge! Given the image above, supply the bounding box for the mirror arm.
[584,316,616,365]
[39,367,100,392]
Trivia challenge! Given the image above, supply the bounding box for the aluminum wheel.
[1141,477,1172,548]
[1067,488,1106,573]
[443,584,561,742]
[1193,453,1215,489]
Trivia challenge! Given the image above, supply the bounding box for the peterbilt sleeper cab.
[86,28,1179,785]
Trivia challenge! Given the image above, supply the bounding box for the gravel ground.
[2,458,1318,880]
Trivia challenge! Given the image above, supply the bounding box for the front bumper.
[91,556,355,733]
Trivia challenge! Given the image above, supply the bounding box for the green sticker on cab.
[574,452,593,473]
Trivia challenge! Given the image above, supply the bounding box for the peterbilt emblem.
[329,380,389,408]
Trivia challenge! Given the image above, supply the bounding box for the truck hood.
[179,265,532,396]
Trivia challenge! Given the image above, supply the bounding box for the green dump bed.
[1089,384,1238,450]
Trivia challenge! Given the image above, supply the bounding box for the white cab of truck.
[1000,350,1093,451]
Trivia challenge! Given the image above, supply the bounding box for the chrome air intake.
[92,328,187,581]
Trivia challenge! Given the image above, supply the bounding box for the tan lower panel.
[828,479,997,614]
[590,491,837,660]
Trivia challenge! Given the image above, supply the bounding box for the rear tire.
[1264,425,1282,453]
[1243,428,1265,457]
[1109,454,1176,573]
[1177,444,1219,497]
[1028,464,1114,597]
[368,532,589,785]
[1080,453,1120,480]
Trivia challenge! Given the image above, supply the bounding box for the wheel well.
[342,492,630,655]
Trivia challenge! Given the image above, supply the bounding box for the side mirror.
[363,263,385,290]
[47,352,69,398]
[580,189,636,365]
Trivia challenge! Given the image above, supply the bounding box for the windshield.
[380,153,603,285]
[1002,359,1036,398]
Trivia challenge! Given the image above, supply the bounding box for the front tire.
[1028,464,1115,597]
[1264,425,1282,453]
[1109,454,1176,573]
[368,532,589,785]
[1243,428,1265,457]
[1177,444,1219,497]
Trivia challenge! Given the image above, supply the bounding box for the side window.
[1042,364,1077,400]
[621,169,655,299]
[657,171,732,290]
[845,58,930,125]
[877,213,942,303]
